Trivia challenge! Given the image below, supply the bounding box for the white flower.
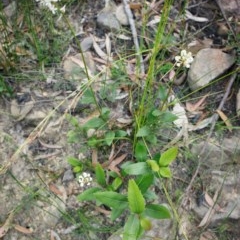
[35,0,61,14]
[175,50,194,68]
[78,172,93,187]
[60,5,66,13]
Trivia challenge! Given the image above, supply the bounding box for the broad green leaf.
[95,163,106,187]
[160,111,178,123]
[135,141,148,161]
[145,204,171,219]
[140,217,152,231]
[73,166,82,173]
[123,214,140,240]
[101,107,110,121]
[94,191,127,209]
[67,157,82,167]
[128,179,145,214]
[66,114,79,127]
[157,85,168,101]
[159,167,172,178]
[146,135,157,144]
[151,109,162,117]
[144,190,158,201]
[135,174,154,194]
[136,126,150,137]
[81,89,95,104]
[159,147,178,166]
[146,159,159,172]
[111,177,123,190]
[82,117,105,129]
[111,206,127,221]
[105,131,115,146]
[122,162,151,175]
[115,130,127,137]
[87,137,99,147]
[77,187,102,201]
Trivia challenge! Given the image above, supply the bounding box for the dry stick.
[122,0,145,76]
[180,72,237,208]
[215,0,237,41]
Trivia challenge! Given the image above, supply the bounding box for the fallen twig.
[180,71,237,208]
[122,0,145,76]
[214,0,237,40]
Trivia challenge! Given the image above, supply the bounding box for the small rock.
[218,0,240,16]
[63,51,96,80]
[116,4,129,26]
[192,170,240,225]
[97,1,121,31]
[80,37,93,52]
[62,169,74,182]
[187,48,235,91]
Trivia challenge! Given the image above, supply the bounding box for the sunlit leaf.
[145,204,171,219]
[94,191,128,209]
[135,141,148,161]
[95,163,106,187]
[159,167,172,178]
[159,147,178,166]
[122,162,151,175]
[77,187,102,201]
[136,126,150,137]
[128,179,145,214]
[123,214,141,240]
[146,159,159,172]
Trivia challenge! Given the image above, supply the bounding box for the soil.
[0,0,239,240]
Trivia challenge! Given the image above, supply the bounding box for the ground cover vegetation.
[0,0,239,239]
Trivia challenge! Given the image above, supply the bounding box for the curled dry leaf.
[105,33,111,57]
[91,35,112,62]
[185,94,208,112]
[14,224,33,234]
[185,10,209,22]
[216,109,233,132]
[0,210,15,238]
[188,115,214,131]
[198,190,219,227]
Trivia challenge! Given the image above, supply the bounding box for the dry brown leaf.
[79,110,100,125]
[216,109,233,132]
[92,148,98,167]
[186,94,208,112]
[14,224,33,234]
[187,39,213,54]
[0,210,15,238]
[204,192,223,212]
[50,230,61,240]
[200,230,218,240]
[91,35,111,62]
[38,139,62,149]
[95,206,111,215]
[188,115,214,131]
[49,183,64,196]
[107,153,127,176]
[129,2,142,10]
[198,190,219,227]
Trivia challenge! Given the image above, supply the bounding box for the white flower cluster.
[35,0,65,14]
[175,50,194,68]
[78,172,93,187]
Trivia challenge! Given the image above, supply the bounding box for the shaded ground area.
[0,0,240,239]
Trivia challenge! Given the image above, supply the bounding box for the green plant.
[76,147,177,239]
